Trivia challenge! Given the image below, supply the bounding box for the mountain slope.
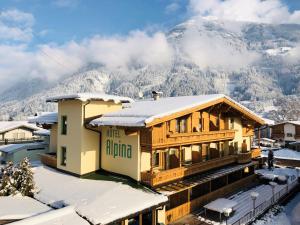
[0,18,300,119]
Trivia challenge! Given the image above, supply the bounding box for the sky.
[0,0,300,90]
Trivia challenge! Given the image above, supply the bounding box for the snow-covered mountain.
[1,18,300,119]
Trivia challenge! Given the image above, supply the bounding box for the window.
[153,151,159,167]
[287,133,293,137]
[61,116,67,135]
[230,118,234,129]
[176,116,188,133]
[61,147,67,166]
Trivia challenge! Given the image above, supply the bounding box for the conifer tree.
[0,162,16,196]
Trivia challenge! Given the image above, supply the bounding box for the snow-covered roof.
[33,129,50,136]
[0,142,47,155]
[261,148,300,161]
[262,118,275,125]
[204,198,238,213]
[90,94,264,127]
[272,120,300,126]
[34,166,168,225]
[0,121,40,134]
[9,206,89,225]
[46,93,134,104]
[261,138,276,143]
[28,112,58,125]
[0,196,51,220]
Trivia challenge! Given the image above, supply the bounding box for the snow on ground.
[33,166,167,225]
[261,149,300,161]
[9,206,89,225]
[253,192,300,225]
[255,167,299,180]
[0,195,51,220]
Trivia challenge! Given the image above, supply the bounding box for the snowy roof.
[34,166,168,225]
[28,112,58,125]
[261,138,276,143]
[9,206,89,225]
[272,120,300,126]
[0,121,40,134]
[262,118,275,125]
[0,142,47,155]
[204,198,238,213]
[46,93,134,104]
[0,196,51,220]
[33,129,50,136]
[261,148,300,161]
[90,94,264,127]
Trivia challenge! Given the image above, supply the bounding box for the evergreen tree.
[13,158,35,197]
[0,162,16,196]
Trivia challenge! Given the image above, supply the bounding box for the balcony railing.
[40,153,57,168]
[251,148,261,158]
[141,155,237,186]
[0,137,44,145]
[237,152,252,164]
[152,130,235,148]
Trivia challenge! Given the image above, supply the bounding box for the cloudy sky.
[0,0,300,90]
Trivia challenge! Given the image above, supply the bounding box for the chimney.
[152,91,163,100]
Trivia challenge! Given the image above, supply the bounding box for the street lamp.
[269,181,277,203]
[250,192,259,216]
[223,208,232,225]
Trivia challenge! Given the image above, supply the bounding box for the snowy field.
[261,149,300,161]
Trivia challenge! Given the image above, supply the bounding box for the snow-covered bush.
[0,158,35,197]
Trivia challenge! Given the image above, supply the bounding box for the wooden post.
[179,146,182,167]
[150,148,153,186]
[258,128,261,148]
[139,213,143,225]
[218,112,221,131]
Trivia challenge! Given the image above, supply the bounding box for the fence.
[231,178,298,225]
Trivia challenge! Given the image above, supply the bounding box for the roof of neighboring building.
[9,206,89,225]
[0,121,40,134]
[0,196,51,220]
[0,142,47,155]
[33,129,50,136]
[46,93,134,103]
[34,166,168,225]
[90,94,265,127]
[262,118,275,125]
[261,138,276,143]
[271,121,300,126]
[28,112,58,125]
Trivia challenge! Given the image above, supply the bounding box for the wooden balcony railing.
[237,152,252,164]
[40,153,57,168]
[152,130,235,148]
[141,155,237,186]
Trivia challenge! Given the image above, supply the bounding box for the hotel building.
[31,93,264,225]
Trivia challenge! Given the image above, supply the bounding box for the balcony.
[152,130,235,148]
[141,155,237,186]
[40,153,57,168]
[237,152,252,164]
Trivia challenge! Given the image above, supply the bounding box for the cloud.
[0,9,34,42]
[284,43,300,64]
[165,2,181,14]
[188,0,300,24]
[0,30,173,90]
[179,20,259,70]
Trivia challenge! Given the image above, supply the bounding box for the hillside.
[0,18,299,119]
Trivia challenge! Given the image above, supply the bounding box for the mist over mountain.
[0,18,300,120]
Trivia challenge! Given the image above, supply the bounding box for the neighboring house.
[0,121,43,145]
[0,142,48,164]
[271,121,300,147]
[31,92,265,225]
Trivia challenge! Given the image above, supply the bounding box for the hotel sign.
[105,128,132,159]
